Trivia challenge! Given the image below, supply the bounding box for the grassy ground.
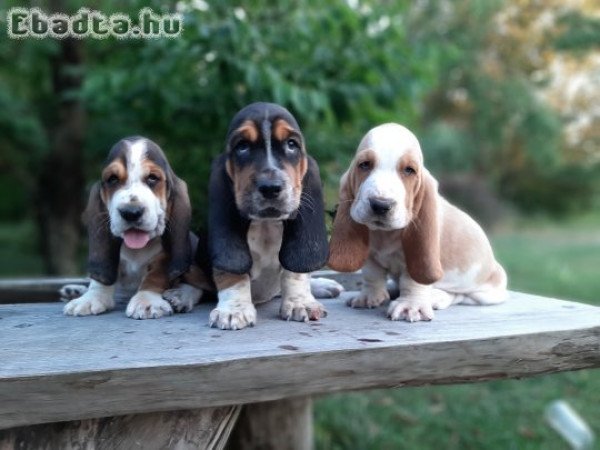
[315,213,600,450]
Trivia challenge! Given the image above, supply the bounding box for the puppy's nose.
[257,180,283,199]
[118,205,145,222]
[369,197,396,216]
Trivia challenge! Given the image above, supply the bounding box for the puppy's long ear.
[280,156,329,273]
[208,154,252,274]
[163,175,192,280]
[85,182,121,285]
[401,170,443,284]
[327,171,370,272]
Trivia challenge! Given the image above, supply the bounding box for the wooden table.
[0,284,599,449]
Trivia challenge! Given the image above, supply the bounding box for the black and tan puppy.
[61,137,205,319]
[206,102,342,330]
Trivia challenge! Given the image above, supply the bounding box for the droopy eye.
[234,140,250,156]
[358,160,372,171]
[285,138,300,154]
[105,174,119,186]
[403,166,416,176]
[146,174,160,187]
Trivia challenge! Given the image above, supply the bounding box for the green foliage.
[555,11,600,52]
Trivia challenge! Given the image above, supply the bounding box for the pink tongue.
[123,229,151,249]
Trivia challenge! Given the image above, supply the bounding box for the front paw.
[59,284,88,302]
[209,302,257,330]
[387,298,434,322]
[310,277,344,299]
[63,291,112,316]
[281,296,327,322]
[163,284,202,313]
[126,291,173,320]
[346,288,389,309]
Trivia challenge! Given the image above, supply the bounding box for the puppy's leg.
[63,280,115,316]
[163,266,210,313]
[126,253,173,320]
[310,277,344,299]
[280,271,327,322]
[346,257,389,308]
[210,270,256,330]
[387,275,435,322]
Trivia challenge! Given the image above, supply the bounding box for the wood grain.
[0,406,240,450]
[0,291,598,429]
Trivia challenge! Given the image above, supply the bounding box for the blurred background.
[0,0,598,448]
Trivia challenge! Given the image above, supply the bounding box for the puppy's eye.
[234,140,250,156]
[286,138,300,154]
[403,166,416,176]
[105,174,119,186]
[358,160,372,171]
[146,174,160,187]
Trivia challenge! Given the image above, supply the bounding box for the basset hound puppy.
[205,102,343,330]
[61,137,206,319]
[328,123,507,322]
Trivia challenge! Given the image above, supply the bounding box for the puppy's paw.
[346,287,390,309]
[281,295,327,322]
[163,284,203,313]
[209,302,257,330]
[310,277,344,299]
[126,291,173,320]
[387,298,434,322]
[63,290,113,316]
[59,284,88,302]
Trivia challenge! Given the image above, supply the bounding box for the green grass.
[315,213,600,450]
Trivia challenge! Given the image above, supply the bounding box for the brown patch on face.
[100,160,127,204]
[396,153,421,221]
[141,159,168,208]
[139,251,170,293]
[282,156,308,205]
[229,163,255,209]
[273,119,295,141]
[234,120,259,143]
[349,149,378,193]
[213,269,247,291]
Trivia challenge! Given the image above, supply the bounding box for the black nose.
[118,205,145,222]
[369,197,396,216]
[257,180,283,199]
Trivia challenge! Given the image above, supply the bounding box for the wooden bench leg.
[227,397,313,450]
[0,406,240,450]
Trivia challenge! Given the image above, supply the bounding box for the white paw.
[126,291,173,320]
[310,277,345,299]
[209,302,257,330]
[163,284,203,313]
[281,295,327,322]
[346,287,390,309]
[387,297,434,322]
[63,291,113,316]
[59,284,88,302]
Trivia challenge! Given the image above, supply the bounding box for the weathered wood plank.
[227,398,313,450]
[0,406,240,450]
[0,291,598,429]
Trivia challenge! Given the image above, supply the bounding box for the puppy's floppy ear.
[280,156,329,273]
[401,170,443,284]
[327,171,370,272]
[85,182,121,285]
[208,154,252,274]
[163,174,193,280]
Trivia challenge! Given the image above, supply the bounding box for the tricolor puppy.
[207,102,342,330]
[328,123,507,322]
[62,137,203,319]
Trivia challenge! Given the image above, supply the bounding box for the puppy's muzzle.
[369,197,396,216]
[118,204,145,223]
[257,178,283,200]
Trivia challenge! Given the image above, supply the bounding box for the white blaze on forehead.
[357,123,423,166]
[126,139,148,184]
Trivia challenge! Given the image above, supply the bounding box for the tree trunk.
[36,33,85,276]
